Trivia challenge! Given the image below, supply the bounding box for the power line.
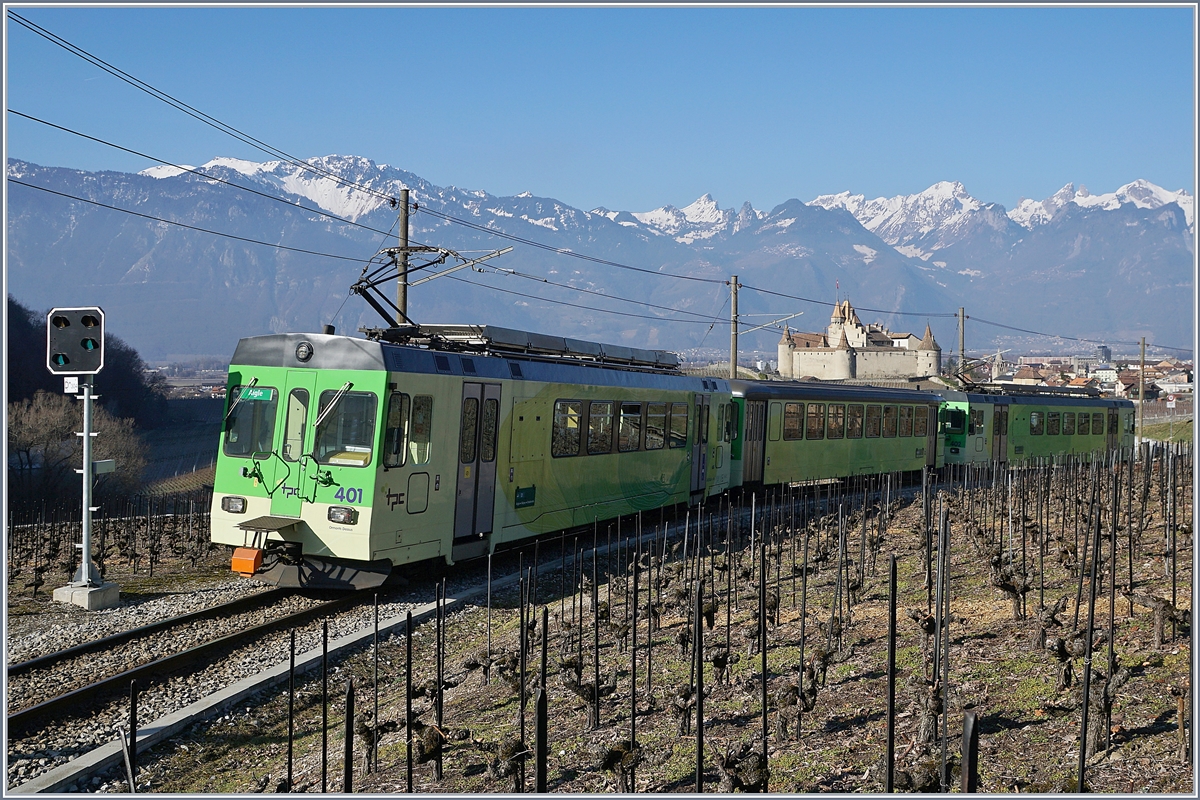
[969,315,1192,355]
[9,179,377,264]
[7,10,399,205]
[446,273,720,325]
[739,282,957,319]
[8,109,403,240]
[415,205,727,285]
[484,266,730,324]
[9,13,1185,354]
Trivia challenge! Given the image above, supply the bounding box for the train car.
[939,388,1135,465]
[729,380,944,485]
[210,325,732,588]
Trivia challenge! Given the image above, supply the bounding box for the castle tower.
[778,325,796,379]
[916,323,942,376]
[827,302,845,349]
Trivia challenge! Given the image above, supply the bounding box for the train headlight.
[328,506,359,525]
[221,496,247,514]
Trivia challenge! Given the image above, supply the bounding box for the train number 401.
[334,487,363,504]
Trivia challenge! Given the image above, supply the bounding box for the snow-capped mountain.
[593,194,764,244]
[8,155,1195,361]
[1008,180,1194,229]
[808,180,1021,263]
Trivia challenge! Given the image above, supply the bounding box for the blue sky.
[5,5,1196,213]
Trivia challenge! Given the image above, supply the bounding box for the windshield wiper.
[223,377,259,424]
[314,382,354,430]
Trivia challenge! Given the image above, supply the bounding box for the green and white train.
[938,388,1135,465]
[209,325,1130,588]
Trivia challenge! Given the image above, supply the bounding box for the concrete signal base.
[53,582,120,611]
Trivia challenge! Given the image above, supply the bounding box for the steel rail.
[6,593,364,738]
[7,588,291,678]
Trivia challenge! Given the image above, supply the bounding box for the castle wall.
[787,346,939,380]
[787,349,853,380]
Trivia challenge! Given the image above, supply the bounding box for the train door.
[691,394,710,496]
[1106,407,1120,453]
[991,403,1009,464]
[454,382,502,547]
[925,405,938,467]
[271,370,317,518]
[742,400,766,483]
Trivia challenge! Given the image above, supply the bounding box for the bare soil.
[112,478,1192,794]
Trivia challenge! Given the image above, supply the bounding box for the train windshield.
[314,390,378,467]
[223,385,278,457]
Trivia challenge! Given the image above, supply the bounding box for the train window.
[865,405,882,438]
[968,409,984,435]
[282,388,309,462]
[383,391,410,468]
[619,403,643,452]
[1108,414,1119,435]
[1047,412,1060,436]
[914,408,928,437]
[459,398,478,463]
[699,403,710,444]
[588,401,615,454]
[827,404,846,440]
[726,403,737,442]
[783,402,803,440]
[882,406,898,438]
[552,401,582,457]
[646,403,667,450]
[315,391,378,467]
[806,403,826,440]
[481,398,499,463]
[1062,412,1075,436]
[847,405,864,439]
[1092,413,1104,435]
[994,408,1008,436]
[1029,412,1044,436]
[899,406,914,437]
[668,403,688,448]
[942,408,965,434]
[409,396,433,464]
[1124,413,1135,433]
[1077,412,1090,436]
[223,386,279,458]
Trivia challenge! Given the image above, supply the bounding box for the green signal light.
[52,353,69,366]
[82,338,98,351]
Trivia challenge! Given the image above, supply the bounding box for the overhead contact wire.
[7,11,398,205]
[9,179,374,263]
[8,110,403,240]
[447,274,720,325]
[415,205,726,285]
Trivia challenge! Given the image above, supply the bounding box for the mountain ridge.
[9,155,1194,361]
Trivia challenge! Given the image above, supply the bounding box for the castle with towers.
[777,299,942,381]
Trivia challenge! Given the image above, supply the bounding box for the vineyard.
[72,446,1194,794]
[6,488,219,602]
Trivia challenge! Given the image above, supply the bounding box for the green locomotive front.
[210,328,732,587]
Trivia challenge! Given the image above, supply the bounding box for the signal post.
[46,306,121,610]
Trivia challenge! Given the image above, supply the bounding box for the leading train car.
[728,380,945,486]
[939,388,1135,465]
[210,325,732,588]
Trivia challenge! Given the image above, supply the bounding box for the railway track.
[7,588,291,679]
[6,590,362,738]
[8,487,906,792]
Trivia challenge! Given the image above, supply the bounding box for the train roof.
[229,332,729,393]
[728,378,944,405]
[939,388,1133,408]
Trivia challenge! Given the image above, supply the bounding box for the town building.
[777,300,941,381]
